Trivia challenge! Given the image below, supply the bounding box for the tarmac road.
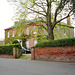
[0,58,75,75]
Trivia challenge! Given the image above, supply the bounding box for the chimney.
[67,17,70,25]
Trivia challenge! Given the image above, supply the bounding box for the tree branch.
[26,7,46,17]
[56,9,73,23]
[53,0,69,28]
[34,2,47,14]
[46,0,48,3]
[36,25,47,31]
[40,0,47,13]
[53,9,73,28]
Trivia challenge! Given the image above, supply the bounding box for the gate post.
[13,47,17,58]
[31,47,35,60]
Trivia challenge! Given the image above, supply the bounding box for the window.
[26,27,29,35]
[18,29,21,36]
[33,26,36,34]
[12,30,14,37]
[8,31,9,38]
[64,31,66,35]
[26,40,29,49]
[34,40,37,45]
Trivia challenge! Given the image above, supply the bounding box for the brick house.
[5,20,74,49]
[5,23,38,49]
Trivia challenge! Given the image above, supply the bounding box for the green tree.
[8,0,75,40]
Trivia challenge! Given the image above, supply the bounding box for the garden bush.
[0,44,21,55]
[35,38,75,48]
[12,40,19,44]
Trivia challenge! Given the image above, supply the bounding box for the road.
[0,58,75,75]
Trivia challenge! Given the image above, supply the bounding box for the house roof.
[5,26,15,30]
[5,20,75,30]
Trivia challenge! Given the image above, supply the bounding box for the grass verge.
[19,54,31,60]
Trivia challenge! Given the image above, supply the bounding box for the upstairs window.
[8,31,9,38]
[26,27,29,35]
[33,26,36,34]
[34,39,37,45]
[12,30,15,37]
[18,29,21,36]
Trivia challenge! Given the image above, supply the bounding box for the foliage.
[6,35,15,44]
[0,44,21,55]
[12,40,19,44]
[35,38,75,48]
[54,24,72,39]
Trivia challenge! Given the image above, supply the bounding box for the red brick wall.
[28,38,35,48]
[0,55,13,59]
[31,46,75,62]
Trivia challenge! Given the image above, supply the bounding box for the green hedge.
[0,44,21,55]
[35,38,75,48]
[12,40,19,44]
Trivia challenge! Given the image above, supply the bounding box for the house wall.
[5,29,15,44]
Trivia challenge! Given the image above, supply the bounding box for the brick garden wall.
[31,46,75,62]
[0,55,13,59]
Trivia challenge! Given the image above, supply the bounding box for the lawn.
[19,54,31,60]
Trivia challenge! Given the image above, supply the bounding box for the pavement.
[0,58,75,75]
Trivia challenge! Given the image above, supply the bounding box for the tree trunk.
[48,26,54,40]
[47,1,54,40]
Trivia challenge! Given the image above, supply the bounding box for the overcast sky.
[0,0,14,41]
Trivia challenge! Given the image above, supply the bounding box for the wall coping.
[33,46,75,48]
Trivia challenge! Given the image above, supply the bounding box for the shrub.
[0,44,21,55]
[35,38,75,48]
[12,40,19,44]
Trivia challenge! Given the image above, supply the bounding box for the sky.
[0,0,14,41]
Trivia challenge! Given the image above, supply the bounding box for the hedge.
[0,44,21,55]
[35,38,75,48]
[12,40,19,44]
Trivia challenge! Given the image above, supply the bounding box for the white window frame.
[8,31,9,38]
[26,27,29,35]
[12,30,15,37]
[34,39,37,45]
[33,26,36,34]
